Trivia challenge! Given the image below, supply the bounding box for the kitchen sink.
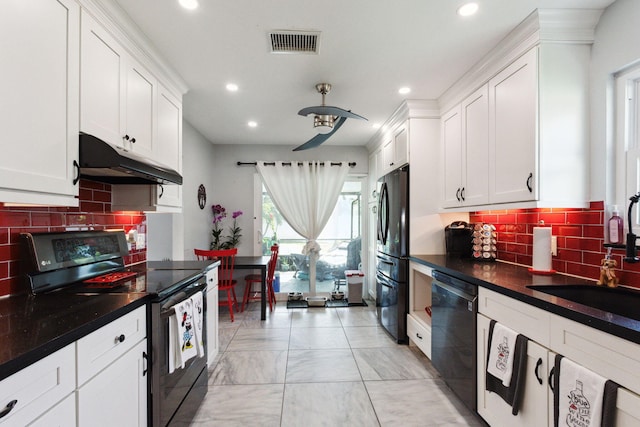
[526,284,640,322]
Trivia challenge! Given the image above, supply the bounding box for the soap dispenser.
[608,205,624,245]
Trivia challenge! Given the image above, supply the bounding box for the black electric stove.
[20,230,210,426]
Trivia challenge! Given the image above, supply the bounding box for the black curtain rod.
[237,161,356,167]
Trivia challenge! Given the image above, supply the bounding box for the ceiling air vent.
[269,30,320,54]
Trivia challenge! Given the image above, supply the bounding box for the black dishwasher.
[431,270,478,411]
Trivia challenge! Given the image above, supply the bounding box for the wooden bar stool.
[194,248,239,322]
[242,244,278,311]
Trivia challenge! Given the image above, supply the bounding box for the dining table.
[234,255,271,320]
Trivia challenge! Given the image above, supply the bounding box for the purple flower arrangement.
[211,204,243,249]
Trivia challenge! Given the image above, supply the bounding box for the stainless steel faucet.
[625,192,640,263]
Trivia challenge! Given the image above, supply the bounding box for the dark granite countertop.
[0,260,218,382]
[410,255,640,345]
[0,292,149,381]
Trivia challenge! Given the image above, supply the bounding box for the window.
[260,180,362,294]
[615,64,640,230]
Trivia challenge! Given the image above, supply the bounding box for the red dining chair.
[194,248,239,322]
[242,244,278,312]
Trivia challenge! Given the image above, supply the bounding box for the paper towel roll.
[532,227,552,271]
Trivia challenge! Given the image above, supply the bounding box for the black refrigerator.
[376,164,409,344]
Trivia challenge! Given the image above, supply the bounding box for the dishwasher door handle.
[433,280,477,302]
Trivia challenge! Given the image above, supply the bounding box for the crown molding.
[366,99,439,152]
[79,0,189,96]
[438,8,604,114]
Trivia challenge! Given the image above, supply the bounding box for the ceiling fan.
[293,83,367,151]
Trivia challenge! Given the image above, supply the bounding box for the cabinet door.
[615,388,640,427]
[124,62,155,157]
[155,86,183,209]
[80,10,125,148]
[0,344,75,427]
[477,313,551,427]
[206,268,219,365]
[441,106,463,207]
[393,125,409,168]
[0,0,79,206]
[488,48,537,204]
[461,86,489,206]
[381,137,394,175]
[28,393,75,427]
[77,339,148,427]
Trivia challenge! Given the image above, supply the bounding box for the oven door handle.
[160,282,207,317]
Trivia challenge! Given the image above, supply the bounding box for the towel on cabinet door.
[553,354,619,427]
[168,299,198,373]
[486,320,529,415]
[190,291,205,358]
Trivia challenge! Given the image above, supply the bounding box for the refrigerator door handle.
[378,182,389,245]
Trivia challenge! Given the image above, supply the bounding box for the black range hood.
[79,133,183,185]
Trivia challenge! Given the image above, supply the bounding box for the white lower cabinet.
[477,313,554,427]
[206,267,220,365]
[407,262,432,358]
[76,306,148,426]
[478,287,640,426]
[0,344,75,426]
[77,339,148,427]
[28,393,76,427]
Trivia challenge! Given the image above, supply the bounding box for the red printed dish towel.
[190,292,205,358]
[168,299,198,373]
[554,355,619,427]
[487,322,518,386]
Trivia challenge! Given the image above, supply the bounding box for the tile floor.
[188,300,485,427]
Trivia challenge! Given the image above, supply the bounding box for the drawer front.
[206,267,218,288]
[407,314,431,359]
[0,344,75,426]
[28,392,76,427]
[77,305,147,386]
[478,287,550,346]
[549,313,640,395]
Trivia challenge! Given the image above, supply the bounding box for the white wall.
[590,0,640,203]
[181,120,219,259]
[209,144,369,256]
[147,120,218,260]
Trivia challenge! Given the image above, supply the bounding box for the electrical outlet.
[551,235,558,256]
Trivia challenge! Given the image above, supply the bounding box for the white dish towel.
[190,291,205,358]
[168,299,198,373]
[556,356,607,427]
[487,322,519,387]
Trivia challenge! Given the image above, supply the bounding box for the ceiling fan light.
[314,115,334,133]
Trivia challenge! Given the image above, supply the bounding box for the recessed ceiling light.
[457,2,479,17]
[398,87,411,95]
[248,121,257,128]
[226,83,239,92]
[372,123,381,129]
[178,0,199,10]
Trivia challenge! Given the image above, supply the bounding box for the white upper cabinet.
[442,106,463,207]
[81,10,157,159]
[381,124,409,176]
[442,85,489,208]
[438,10,598,210]
[0,0,80,206]
[80,11,123,150]
[488,48,537,204]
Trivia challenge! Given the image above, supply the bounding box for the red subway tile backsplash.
[0,180,146,296]
[471,201,640,289]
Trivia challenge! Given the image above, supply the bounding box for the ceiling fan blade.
[292,116,347,151]
[298,106,367,120]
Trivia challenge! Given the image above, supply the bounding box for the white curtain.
[256,161,349,295]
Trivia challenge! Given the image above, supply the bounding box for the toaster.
[445,221,474,258]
